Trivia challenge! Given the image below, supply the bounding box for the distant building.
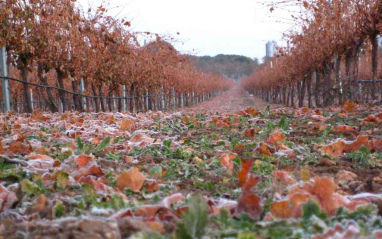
[266,41,277,58]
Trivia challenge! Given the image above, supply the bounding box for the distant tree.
[190,54,259,81]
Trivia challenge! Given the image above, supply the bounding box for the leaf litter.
[0,103,381,238]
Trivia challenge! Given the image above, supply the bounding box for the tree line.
[0,0,232,113]
[242,0,382,107]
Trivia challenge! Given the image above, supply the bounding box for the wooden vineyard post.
[0,46,11,112]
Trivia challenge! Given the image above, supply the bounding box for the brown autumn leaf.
[245,128,255,138]
[236,176,261,219]
[342,101,358,112]
[255,142,275,155]
[74,165,105,180]
[215,120,230,128]
[117,167,146,192]
[331,125,357,132]
[9,141,31,155]
[370,138,382,152]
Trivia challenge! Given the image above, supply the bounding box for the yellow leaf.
[300,165,310,182]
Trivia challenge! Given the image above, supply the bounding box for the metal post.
[122,85,126,112]
[161,86,165,111]
[113,94,117,110]
[30,89,34,111]
[80,78,86,110]
[172,87,176,108]
[0,47,11,112]
[145,90,149,110]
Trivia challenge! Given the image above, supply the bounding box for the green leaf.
[149,166,162,178]
[217,208,231,229]
[278,114,289,131]
[302,200,327,221]
[163,140,172,148]
[77,137,84,151]
[93,137,111,153]
[176,194,209,239]
[176,223,194,239]
[56,171,69,190]
[54,202,65,218]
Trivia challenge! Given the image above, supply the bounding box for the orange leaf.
[245,108,259,116]
[123,155,133,163]
[117,167,146,192]
[121,119,134,131]
[145,221,165,233]
[270,200,291,218]
[34,194,47,212]
[299,107,310,115]
[27,154,53,161]
[256,142,275,155]
[267,132,285,145]
[344,135,370,152]
[312,177,337,201]
[243,175,259,191]
[130,133,154,144]
[220,154,235,173]
[75,155,93,166]
[145,179,160,193]
[135,205,163,217]
[238,158,254,187]
[273,171,295,185]
[321,140,345,157]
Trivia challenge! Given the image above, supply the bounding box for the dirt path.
[181,85,283,113]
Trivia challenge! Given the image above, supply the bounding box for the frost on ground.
[0,99,381,238]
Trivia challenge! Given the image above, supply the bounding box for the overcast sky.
[78,0,297,60]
